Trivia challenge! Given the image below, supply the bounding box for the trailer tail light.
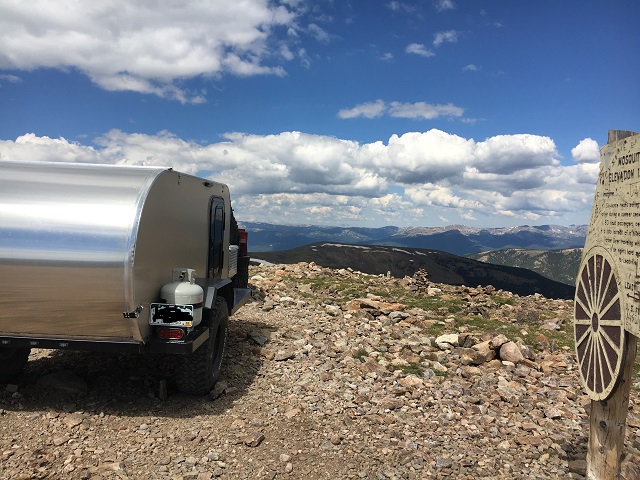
[238,228,248,256]
[157,328,185,340]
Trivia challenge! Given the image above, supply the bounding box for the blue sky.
[0,0,638,228]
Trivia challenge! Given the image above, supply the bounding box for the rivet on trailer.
[0,161,251,394]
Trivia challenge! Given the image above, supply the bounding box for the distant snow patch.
[321,243,371,250]
[251,258,274,266]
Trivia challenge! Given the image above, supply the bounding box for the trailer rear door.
[208,197,225,278]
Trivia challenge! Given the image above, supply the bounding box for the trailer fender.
[197,278,251,317]
[197,278,231,319]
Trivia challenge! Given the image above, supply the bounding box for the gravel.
[1,263,639,479]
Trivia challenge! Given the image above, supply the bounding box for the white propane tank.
[160,268,204,326]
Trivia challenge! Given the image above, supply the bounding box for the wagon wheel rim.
[574,250,626,400]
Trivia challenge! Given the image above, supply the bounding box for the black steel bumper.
[0,326,209,355]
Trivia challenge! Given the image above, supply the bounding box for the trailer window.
[208,197,225,278]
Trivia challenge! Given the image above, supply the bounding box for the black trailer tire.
[0,347,30,383]
[177,299,228,395]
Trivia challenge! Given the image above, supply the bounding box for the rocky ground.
[1,263,640,479]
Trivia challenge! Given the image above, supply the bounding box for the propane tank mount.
[155,268,205,327]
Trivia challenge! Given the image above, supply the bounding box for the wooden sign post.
[574,130,640,479]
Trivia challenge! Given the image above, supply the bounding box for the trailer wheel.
[177,298,228,395]
[0,347,30,383]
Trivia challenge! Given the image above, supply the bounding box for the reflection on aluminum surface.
[0,161,163,339]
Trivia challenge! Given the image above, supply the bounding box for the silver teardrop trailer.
[0,161,251,394]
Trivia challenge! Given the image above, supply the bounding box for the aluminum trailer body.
[0,161,249,358]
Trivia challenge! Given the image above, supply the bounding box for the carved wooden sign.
[575,132,640,400]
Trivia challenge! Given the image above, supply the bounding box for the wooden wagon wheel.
[574,248,627,401]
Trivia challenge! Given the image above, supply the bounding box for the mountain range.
[243,222,588,296]
[242,222,587,256]
[251,242,576,300]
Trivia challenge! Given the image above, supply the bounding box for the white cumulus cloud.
[474,134,559,174]
[571,138,600,164]
[0,128,598,226]
[405,184,482,209]
[0,0,296,103]
[369,130,475,183]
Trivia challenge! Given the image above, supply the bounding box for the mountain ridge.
[242,221,587,255]
[250,242,575,299]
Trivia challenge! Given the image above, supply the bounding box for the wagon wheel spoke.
[597,334,616,381]
[589,336,598,391]
[599,318,623,325]
[585,257,596,312]
[577,335,593,373]
[598,331,618,356]
[596,337,607,392]
[575,326,591,349]
[599,293,620,322]
[599,326,623,355]
[597,267,614,313]
[574,296,592,321]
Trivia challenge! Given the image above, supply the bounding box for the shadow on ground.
[0,317,270,419]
